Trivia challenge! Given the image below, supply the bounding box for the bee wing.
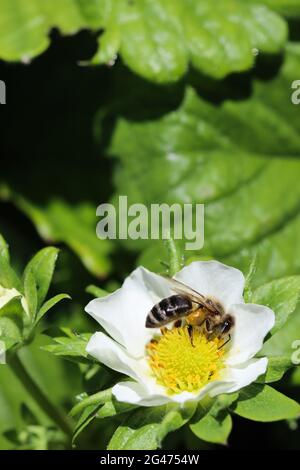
[165,277,216,313]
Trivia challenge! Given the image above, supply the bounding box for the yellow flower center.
[147,326,225,394]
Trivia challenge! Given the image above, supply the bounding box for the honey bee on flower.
[85,261,275,406]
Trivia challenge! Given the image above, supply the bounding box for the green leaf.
[0,334,82,446]
[251,276,300,335]
[190,394,238,445]
[91,26,121,67]
[86,285,109,298]
[0,234,9,262]
[108,403,196,450]
[23,268,38,320]
[35,294,71,324]
[0,0,105,62]
[191,410,232,445]
[72,404,101,444]
[254,0,300,16]
[261,305,300,358]
[107,44,300,289]
[232,384,300,422]
[257,356,294,384]
[0,253,21,291]
[70,388,112,418]
[23,247,59,310]
[115,0,288,82]
[96,398,135,420]
[71,390,135,444]
[164,237,184,276]
[0,0,288,83]
[243,255,258,303]
[291,366,300,386]
[43,332,91,365]
[0,317,22,351]
[14,197,112,278]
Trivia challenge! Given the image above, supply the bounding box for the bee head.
[221,315,234,334]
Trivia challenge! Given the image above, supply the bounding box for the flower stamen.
[147,326,225,394]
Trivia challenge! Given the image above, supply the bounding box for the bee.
[145,278,234,345]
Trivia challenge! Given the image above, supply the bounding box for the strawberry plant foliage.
[0,0,290,83]
[0,0,300,452]
[107,44,300,288]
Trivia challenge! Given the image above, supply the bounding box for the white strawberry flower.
[85,261,275,407]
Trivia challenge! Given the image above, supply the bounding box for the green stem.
[8,352,73,438]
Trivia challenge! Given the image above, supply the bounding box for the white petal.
[209,358,268,396]
[85,267,173,357]
[112,358,267,406]
[174,261,245,311]
[226,304,275,366]
[86,332,147,381]
[112,381,171,407]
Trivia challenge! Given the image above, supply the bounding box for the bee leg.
[218,334,231,350]
[174,319,182,328]
[205,319,213,338]
[187,324,194,347]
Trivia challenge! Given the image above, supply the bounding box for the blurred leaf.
[254,0,300,16]
[0,334,81,448]
[0,0,105,61]
[0,0,288,82]
[13,197,112,278]
[232,384,300,422]
[108,44,300,289]
[251,276,300,335]
[108,403,196,450]
[243,255,258,303]
[0,234,9,262]
[3,424,66,450]
[291,366,300,386]
[86,285,109,298]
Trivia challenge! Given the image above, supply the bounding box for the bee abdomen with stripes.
[145,295,193,328]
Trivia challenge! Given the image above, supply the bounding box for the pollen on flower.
[147,326,225,394]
